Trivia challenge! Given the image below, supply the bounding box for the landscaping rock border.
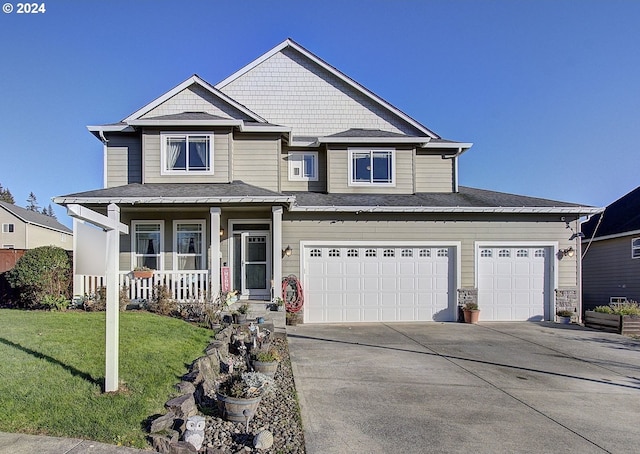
[149,327,305,453]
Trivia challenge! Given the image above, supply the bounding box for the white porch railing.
[77,271,210,302]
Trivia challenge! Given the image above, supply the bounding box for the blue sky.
[1,0,639,226]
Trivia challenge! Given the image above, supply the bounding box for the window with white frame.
[174,221,205,270]
[2,223,14,233]
[288,152,318,181]
[132,221,163,270]
[633,238,640,259]
[161,133,213,174]
[349,148,395,185]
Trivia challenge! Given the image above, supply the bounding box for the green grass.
[0,309,212,448]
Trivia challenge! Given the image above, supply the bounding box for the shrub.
[5,246,71,309]
[147,284,178,316]
[556,309,573,317]
[594,300,640,316]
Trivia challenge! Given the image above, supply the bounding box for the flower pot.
[463,309,480,324]
[233,313,247,324]
[557,316,571,324]
[252,360,279,377]
[132,270,153,279]
[216,393,262,422]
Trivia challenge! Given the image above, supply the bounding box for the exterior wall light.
[283,245,293,257]
[219,228,224,237]
[557,247,575,259]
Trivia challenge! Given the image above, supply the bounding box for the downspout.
[99,130,109,189]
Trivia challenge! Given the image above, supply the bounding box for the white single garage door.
[303,245,456,323]
[478,246,552,321]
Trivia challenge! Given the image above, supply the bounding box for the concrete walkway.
[287,322,640,454]
[0,432,147,453]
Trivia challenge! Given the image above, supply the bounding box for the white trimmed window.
[174,221,205,270]
[2,223,14,233]
[161,133,213,174]
[633,238,640,259]
[288,152,318,181]
[132,221,163,270]
[349,148,395,186]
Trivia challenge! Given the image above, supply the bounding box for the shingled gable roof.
[582,186,640,239]
[123,74,266,123]
[215,38,442,141]
[0,201,72,234]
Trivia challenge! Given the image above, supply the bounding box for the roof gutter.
[52,196,296,206]
[288,205,602,215]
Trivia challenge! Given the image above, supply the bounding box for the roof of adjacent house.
[581,186,640,239]
[0,201,72,234]
[53,183,598,215]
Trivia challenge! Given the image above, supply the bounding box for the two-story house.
[0,201,72,252]
[54,39,599,323]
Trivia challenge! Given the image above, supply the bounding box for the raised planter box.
[584,311,640,336]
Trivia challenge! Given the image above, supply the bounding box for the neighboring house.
[53,38,599,323]
[0,201,72,252]
[581,186,640,310]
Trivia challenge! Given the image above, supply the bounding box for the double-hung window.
[633,238,640,259]
[174,221,205,270]
[132,221,163,270]
[2,223,14,233]
[288,152,318,181]
[349,148,395,186]
[161,133,213,174]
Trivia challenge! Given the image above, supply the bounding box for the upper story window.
[2,223,14,233]
[349,148,395,186]
[161,133,213,175]
[633,238,640,259]
[288,152,318,181]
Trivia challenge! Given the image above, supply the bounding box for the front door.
[232,230,271,299]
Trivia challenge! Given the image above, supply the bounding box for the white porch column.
[105,203,120,392]
[72,218,83,297]
[272,206,283,300]
[210,207,221,297]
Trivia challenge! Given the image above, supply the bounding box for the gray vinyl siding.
[327,147,414,194]
[282,213,576,289]
[142,129,231,184]
[233,134,280,191]
[280,148,327,192]
[415,151,454,193]
[582,235,640,310]
[105,135,142,187]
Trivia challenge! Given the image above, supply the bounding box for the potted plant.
[252,347,281,377]
[556,309,573,324]
[463,302,480,324]
[271,296,285,312]
[234,303,250,324]
[216,371,273,422]
[132,266,154,279]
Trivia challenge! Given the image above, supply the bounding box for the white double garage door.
[302,243,553,323]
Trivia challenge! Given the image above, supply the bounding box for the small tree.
[0,183,15,204]
[43,204,57,219]
[5,246,71,309]
[26,192,40,212]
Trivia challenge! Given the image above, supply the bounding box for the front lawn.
[0,309,212,448]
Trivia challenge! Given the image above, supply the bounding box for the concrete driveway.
[287,322,640,453]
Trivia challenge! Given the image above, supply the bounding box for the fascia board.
[239,124,292,133]
[215,38,439,139]
[318,137,432,145]
[126,119,243,127]
[53,196,295,205]
[87,125,135,133]
[422,142,474,149]
[581,228,640,243]
[289,206,603,215]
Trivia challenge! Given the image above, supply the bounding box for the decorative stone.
[168,441,198,453]
[149,429,179,453]
[184,415,206,451]
[253,430,274,449]
[176,381,196,395]
[149,411,176,433]
[165,394,198,419]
